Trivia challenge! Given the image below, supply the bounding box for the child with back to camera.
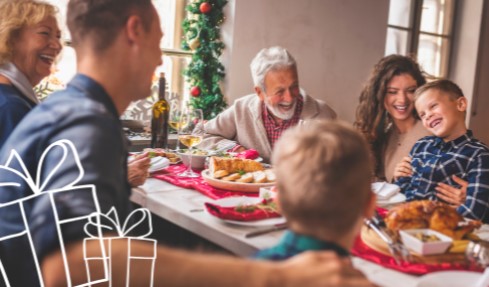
[255,120,376,260]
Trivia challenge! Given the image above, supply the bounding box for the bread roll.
[213,170,229,179]
[252,171,267,183]
[264,169,276,182]
[209,157,264,175]
[236,173,253,183]
[222,173,241,181]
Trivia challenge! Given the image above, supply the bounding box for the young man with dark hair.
[0,1,375,286]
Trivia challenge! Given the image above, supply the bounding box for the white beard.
[265,98,296,120]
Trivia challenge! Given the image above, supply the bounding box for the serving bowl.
[400,229,453,255]
[177,149,211,170]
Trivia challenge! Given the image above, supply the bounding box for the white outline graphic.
[0,139,156,286]
[84,207,156,287]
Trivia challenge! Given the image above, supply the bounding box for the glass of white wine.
[168,99,187,151]
[177,108,204,177]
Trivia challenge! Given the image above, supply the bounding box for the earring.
[384,111,392,133]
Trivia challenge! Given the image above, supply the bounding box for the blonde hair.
[414,79,464,102]
[272,120,372,236]
[0,0,57,65]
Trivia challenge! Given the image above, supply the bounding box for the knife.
[245,223,287,238]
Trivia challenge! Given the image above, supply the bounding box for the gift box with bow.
[0,140,108,287]
[83,207,157,287]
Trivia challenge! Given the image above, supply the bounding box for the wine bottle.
[151,72,169,148]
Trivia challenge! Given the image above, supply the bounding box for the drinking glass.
[466,240,489,267]
[168,99,186,151]
[177,108,204,177]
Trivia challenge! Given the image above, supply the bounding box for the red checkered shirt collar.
[262,95,303,148]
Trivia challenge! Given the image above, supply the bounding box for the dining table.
[131,170,489,287]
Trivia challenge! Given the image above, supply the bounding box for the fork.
[364,218,411,265]
[212,140,237,154]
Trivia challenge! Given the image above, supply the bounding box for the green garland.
[181,0,228,120]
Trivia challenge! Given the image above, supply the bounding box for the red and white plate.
[205,197,286,227]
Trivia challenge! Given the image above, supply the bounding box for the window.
[37,0,191,122]
[385,0,455,77]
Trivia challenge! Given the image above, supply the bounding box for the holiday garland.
[181,0,228,120]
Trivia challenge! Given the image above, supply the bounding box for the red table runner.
[351,236,482,275]
[151,164,258,199]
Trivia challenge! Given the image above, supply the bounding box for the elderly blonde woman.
[0,0,150,187]
[0,0,62,148]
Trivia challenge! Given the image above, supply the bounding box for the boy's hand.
[435,175,468,207]
[393,156,412,181]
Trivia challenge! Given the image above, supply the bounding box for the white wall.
[450,0,489,144]
[449,0,484,126]
[221,0,389,122]
[465,1,489,145]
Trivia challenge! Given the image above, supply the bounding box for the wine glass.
[177,108,204,177]
[168,99,186,151]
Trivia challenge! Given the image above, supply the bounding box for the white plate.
[417,271,481,287]
[148,156,170,173]
[377,192,406,207]
[206,197,286,227]
[372,182,400,200]
[201,169,275,193]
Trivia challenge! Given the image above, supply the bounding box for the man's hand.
[393,156,412,181]
[274,252,377,287]
[127,152,151,187]
[435,175,468,207]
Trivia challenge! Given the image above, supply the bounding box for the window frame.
[386,0,456,77]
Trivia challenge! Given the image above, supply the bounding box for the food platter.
[201,169,275,193]
[360,226,468,264]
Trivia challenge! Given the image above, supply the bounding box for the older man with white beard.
[199,46,337,163]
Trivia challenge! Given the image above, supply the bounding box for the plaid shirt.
[254,230,349,260]
[395,131,489,222]
[262,96,303,148]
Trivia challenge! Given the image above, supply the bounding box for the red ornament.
[190,86,201,97]
[199,2,212,14]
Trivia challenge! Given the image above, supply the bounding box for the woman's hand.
[393,156,413,181]
[435,175,468,207]
[127,152,151,187]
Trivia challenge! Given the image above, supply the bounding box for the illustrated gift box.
[83,207,157,287]
[0,140,108,287]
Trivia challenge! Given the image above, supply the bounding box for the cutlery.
[189,208,204,213]
[211,141,237,154]
[372,209,386,228]
[245,223,287,238]
[364,218,410,265]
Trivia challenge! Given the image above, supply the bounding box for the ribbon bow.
[84,207,153,238]
[0,139,84,195]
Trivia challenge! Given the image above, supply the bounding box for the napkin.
[205,200,280,221]
[372,182,400,200]
[236,149,259,160]
[148,156,170,173]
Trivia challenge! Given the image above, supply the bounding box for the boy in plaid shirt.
[394,79,489,222]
